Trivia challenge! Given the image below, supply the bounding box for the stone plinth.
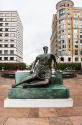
[8,85,69,99]
[4,98,73,108]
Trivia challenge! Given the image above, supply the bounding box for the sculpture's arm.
[51,54,57,68]
[31,57,38,72]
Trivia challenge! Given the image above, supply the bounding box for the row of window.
[0,57,14,61]
[0,50,14,54]
[58,34,82,39]
[0,33,15,37]
[0,13,17,17]
[59,50,82,55]
[0,39,14,42]
[0,28,16,32]
[59,19,82,25]
[0,18,17,22]
[0,23,16,27]
[0,44,14,47]
[59,40,82,44]
[60,57,82,62]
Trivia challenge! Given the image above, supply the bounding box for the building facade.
[0,11,23,63]
[50,0,82,63]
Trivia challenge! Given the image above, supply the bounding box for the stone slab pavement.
[0,74,82,125]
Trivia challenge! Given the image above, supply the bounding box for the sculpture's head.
[43,46,48,54]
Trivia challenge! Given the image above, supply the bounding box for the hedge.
[0,63,26,70]
[55,63,81,71]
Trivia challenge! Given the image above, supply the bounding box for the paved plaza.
[0,74,82,124]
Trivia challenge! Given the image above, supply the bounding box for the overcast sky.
[0,0,82,65]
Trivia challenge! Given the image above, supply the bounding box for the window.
[10,39,14,42]
[10,28,16,32]
[74,25,78,28]
[0,13,4,16]
[81,58,82,61]
[0,18,3,21]
[0,44,2,47]
[4,40,8,42]
[12,13,16,16]
[4,57,8,60]
[5,18,11,21]
[4,44,8,47]
[68,24,70,29]
[59,30,64,34]
[0,50,2,54]
[75,50,78,55]
[75,45,78,48]
[75,40,78,44]
[80,51,82,55]
[0,57,2,60]
[5,13,11,16]
[74,20,78,23]
[74,30,78,33]
[0,39,2,42]
[80,30,82,33]
[61,57,64,61]
[5,28,9,32]
[5,23,9,26]
[60,50,67,55]
[80,45,82,48]
[10,50,14,54]
[10,23,16,27]
[0,33,3,37]
[68,35,70,38]
[59,19,65,24]
[4,50,8,54]
[10,57,14,60]
[68,57,71,62]
[69,45,71,48]
[0,23,3,26]
[5,33,9,37]
[74,35,78,38]
[59,9,65,18]
[12,18,17,21]
[0,28,3,31]
[75,57,78,62]
[10,44,14,47]
[80,25,82,28]
[80,35,82,38]
[10,33,15,37]
[80,40,82,43]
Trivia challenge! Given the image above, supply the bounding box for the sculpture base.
[8,85,69,99]
[4,98,73,108]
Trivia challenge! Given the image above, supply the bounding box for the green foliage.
[55,63,81,71]
[0,63,26,70]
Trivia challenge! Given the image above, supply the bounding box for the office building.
[50,0,82,63]
[0,11,23,62]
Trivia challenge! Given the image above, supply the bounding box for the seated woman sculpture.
[12,46,57,88]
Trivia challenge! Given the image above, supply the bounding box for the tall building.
[50,0,82,63]
[0,11,23,63]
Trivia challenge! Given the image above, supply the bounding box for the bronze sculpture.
[12,46,57,88]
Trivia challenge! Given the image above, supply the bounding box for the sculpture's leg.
[23,78,50,88]
[12,73,37,88]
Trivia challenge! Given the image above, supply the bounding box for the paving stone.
[39,108,58,117]
[70,116,82,125]
[5,118,49,125]
[28,108,39,118]
[49,117,73,125]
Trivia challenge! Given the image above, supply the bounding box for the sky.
[0,0,82,65]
